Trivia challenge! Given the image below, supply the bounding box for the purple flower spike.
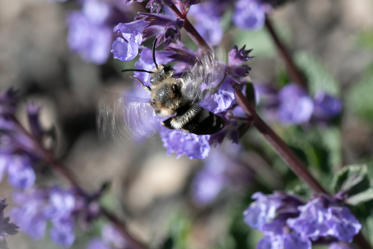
[111,37,139,61]
[50,221,75,248]
[200,78,235,114]
[112,20,149,61]
[244,192,302,233]
[277,84,314,124]
[67,11,113,64]
[11,190,48,239]
[7,155,35,189]
[257,234,311,249]
[233,0,266,30]
[228,45,254,66]
[287,197,361,242]
[312,92,342,120]
[160,128,210,159]
[189,3,223,45]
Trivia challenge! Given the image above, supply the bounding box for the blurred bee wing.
[97,92,160,142]
[182,53,226,102]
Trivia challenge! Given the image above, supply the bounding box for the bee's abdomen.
[162,105,225,135]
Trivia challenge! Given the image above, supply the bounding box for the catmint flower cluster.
[0,89,107,249]
[11,187,102,248]
[0,89,41,190]
[66,0,288,63]
[67,0,131,64]
[255,83,342,125]
[108,2,256,159]
[244,192,361,249]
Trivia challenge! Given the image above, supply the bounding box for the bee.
[98,41,225,138]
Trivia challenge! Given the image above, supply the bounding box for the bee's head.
[150,64,173,85]
[150,79,184,116]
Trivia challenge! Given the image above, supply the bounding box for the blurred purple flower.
[68,11,113,64]
[50,220,75,248]
[11,190,48,239]
[160,128,211,159]
[102,224,126,248]
[189,3,223,45]
[192,143,251,205]
[277,84,314,124]
[87,239,112,249]
[287,196,361,242]
[7,155,35,189]
[10,187,84,247]
[0,199,18,240]
[312,92,342,120]
[233,0,266,30]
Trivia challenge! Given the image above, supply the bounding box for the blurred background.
[1,0,373,248]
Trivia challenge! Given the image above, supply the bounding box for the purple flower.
[50,220,75,248]
[189,3,223,45]
[257,233,311,249]
[138,13,184,46]
[146,0,163,13]
[160,128,211,159]
[200,78,235,113]
[312,92,342,120]
[277,84,314,124]
[233,0,266,30]
[243,192,302,234]
[0,154,36,189]
[46,187,76,220]
[192,169,224,204]
[102,224,126,248]
[7,155,36,189]
[0,199,18,240]
[192,143,251,204]
[287,196,361,242]
[228,45,253,78]
[112,20,149,61]
[68,10,113,64]
[11,190,48,239]
[87,239,112,249]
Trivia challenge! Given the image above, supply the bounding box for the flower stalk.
[165,2,212,52]
[264,16,307,89]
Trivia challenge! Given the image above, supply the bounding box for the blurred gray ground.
[0,0,373,248]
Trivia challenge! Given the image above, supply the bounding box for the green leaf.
[245,82,256,108]
[295,52,340,96]
[332,165,370,196]
[346,188,373,206]
[346,65,373,124]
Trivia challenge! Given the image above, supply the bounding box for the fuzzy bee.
[98,42,226,138]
